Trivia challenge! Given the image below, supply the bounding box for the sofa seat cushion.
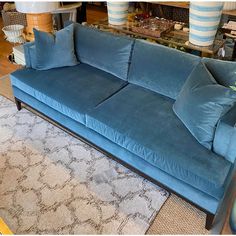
[86,84,232,199]
[10,64,127,125]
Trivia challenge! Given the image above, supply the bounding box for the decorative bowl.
[2,24,24,43]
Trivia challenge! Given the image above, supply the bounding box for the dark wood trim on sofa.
[14,97,216,230]
[15,98,22,111]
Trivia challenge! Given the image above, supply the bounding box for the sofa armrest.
[213,104,236,163]
[23,41,36,68]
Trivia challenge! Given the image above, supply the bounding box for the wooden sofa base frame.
[14,97,216,230]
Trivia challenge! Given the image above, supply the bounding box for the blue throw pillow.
[173,62,236,149]
[33,24,78,70]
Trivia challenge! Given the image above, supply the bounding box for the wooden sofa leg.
[15,98,22,111]
[205,213,215,230]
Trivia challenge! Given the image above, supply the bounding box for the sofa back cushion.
[74,23,134,80]
[202,57,236,87]
[128,40,201,99]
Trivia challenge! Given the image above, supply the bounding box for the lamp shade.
[15,2,59,13]
[223,2,236,10]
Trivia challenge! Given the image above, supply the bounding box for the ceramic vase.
[189,2,224,47]
[107,2,129,26]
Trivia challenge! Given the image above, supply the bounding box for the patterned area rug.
[0,96,169,234]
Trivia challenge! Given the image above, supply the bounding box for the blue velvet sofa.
[10,24,236,230]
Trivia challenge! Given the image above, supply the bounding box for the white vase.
[189,2,224,47]
[107,2,129,26]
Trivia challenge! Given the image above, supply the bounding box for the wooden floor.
[0,22,19,77]
[0,4,235,235]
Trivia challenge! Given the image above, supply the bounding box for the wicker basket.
[2,24,25,43]
[1,10,27,27]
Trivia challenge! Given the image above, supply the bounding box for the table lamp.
[15,2,59,41]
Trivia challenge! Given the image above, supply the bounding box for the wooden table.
[94,18,224,58]
[151,2,189,9]
[151,2,236,16]
[223,10,236,17]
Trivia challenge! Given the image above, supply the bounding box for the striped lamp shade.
[107,2,129,26]
[223,2,236,10]
[189,2,224,47]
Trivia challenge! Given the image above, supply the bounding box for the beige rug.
[0,95,169,234]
